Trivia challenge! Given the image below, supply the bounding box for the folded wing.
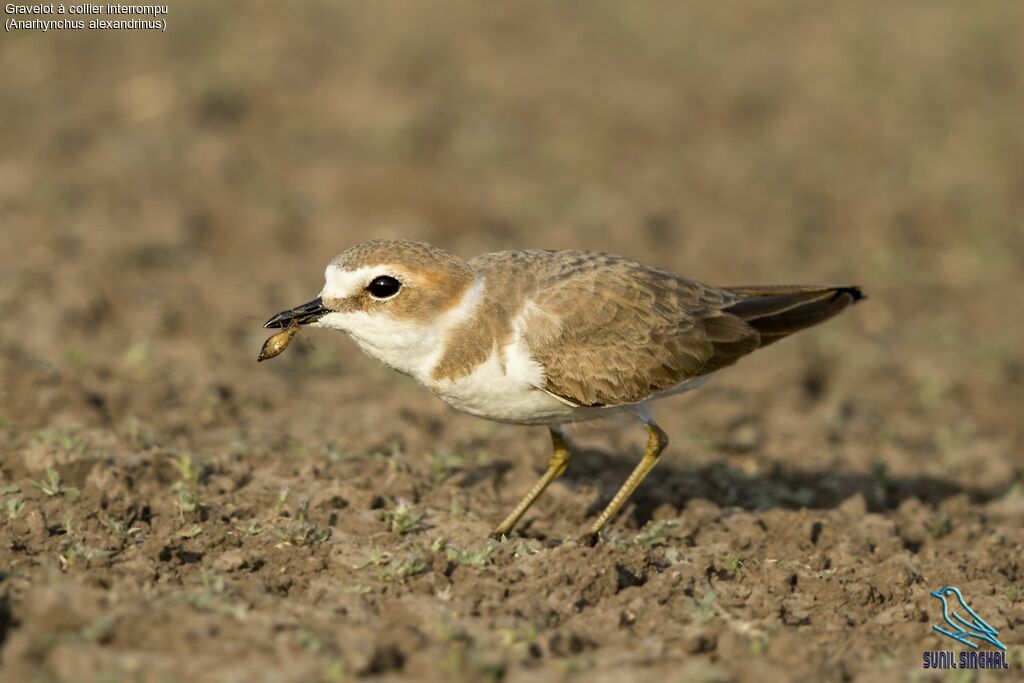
[524,260,861,407]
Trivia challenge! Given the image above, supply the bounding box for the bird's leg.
[579,420,668,546]
[491,426,571,539]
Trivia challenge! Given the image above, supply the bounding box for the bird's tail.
[723,285,865,347]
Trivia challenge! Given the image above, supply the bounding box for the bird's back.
[470,249,862,408]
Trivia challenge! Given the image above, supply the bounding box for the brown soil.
[1,2,1022,682]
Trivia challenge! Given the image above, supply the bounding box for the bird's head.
[264,240,480,380]
[931,587,960,601]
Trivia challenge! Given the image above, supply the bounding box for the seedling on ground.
[926,511,952,538]
[183,573,249,621]
[101,516,144,542]
[438,539,495,571]
[272,497,329,547]
[430,449,466,482]
[59,540,113,570]
[449,497,477,520]
[30,467,80,498]
[513,541,541,559]
[722,553,745,574]
[182,524,203,539]
[171,453,204,518]
[272,487,290,517]
[353,546,428,581]
[383,499,425,535]
[686,590,718,622]
[352,546,387,569]
[634,519,678,546]
[4,497,25,519]
[32,427,88,454]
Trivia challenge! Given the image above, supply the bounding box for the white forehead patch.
[321,264,393,301]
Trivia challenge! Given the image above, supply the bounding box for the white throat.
[312,276,484,383]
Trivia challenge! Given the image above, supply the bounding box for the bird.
[930,586,1007,651]
[263,239,864,544]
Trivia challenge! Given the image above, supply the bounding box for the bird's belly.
[429,353,603,425]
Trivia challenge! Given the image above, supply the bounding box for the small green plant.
[182,573,249,621]
[380,550,427,581]
[686,590,718,622]
[101,516,144,543]
[0,484,20,494]
[4,497,25,519]
[926,511,953,538]
[272,487,290,517]
[234,523,264,537]
[30,467,80,498]
[353,546,428,581]
[434,538,495,571]
[59,541,113,570]
[182,524,203,539]
[272,497,329,547]
[322,442,353,464]
[173,487,202,517]
[170,453,203,518]
[353,546,387,569]
[634,519,678,546]
[500,624,540,652]
[125,416,157,449]
[448,497,477,520]
[172,453,200,485]
[429,450,466,482]
[383,500,425,535]
[513,541,541,559]
[722,553,745,574]
[32,427,88,454]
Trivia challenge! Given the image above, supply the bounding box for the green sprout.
[30,467,80,498]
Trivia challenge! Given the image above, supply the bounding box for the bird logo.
[930,586,1007,651]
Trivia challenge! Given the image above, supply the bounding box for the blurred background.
[1,2,1022,679]
[2,0,1021,467]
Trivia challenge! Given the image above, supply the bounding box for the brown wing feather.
[521,255,760,407]
[476,251,863,408]
[723,285,863,346]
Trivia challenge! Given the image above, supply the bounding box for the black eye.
[367,275,401,299]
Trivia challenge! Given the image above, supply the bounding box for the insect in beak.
[258,297,329,362]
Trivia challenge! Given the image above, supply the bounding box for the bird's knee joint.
[547,451,570,476]
[647,426,669,454]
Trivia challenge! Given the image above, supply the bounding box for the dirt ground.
[1,2,1023,681]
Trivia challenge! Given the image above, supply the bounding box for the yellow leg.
[579,421,668,546]
[491,427,571,539]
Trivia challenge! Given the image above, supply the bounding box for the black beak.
[264,297,329,329]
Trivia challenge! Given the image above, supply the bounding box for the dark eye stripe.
[367,275,401,299]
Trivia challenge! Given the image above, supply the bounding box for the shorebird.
[263,240,863,543]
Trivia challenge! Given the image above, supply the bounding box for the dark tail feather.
[723,285,864,347]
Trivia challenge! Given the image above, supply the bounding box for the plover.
[264,240,863,543]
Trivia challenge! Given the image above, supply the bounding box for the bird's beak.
[931,590,942,598]
[264,297,329,329]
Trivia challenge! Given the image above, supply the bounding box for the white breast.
[428,310,607,425]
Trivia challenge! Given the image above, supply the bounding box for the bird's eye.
[367,275,402,299]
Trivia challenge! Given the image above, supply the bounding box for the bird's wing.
[520,255,759,407]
